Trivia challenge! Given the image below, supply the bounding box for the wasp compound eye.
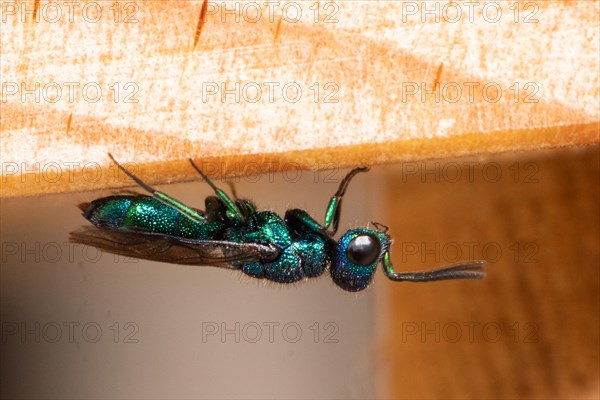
[346,234,381,266]
[331,230,384,291]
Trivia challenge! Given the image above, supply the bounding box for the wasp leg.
[285,209,327,236]
[108,153,205,223]
[188,158,245,222]
[323,167,370,234]
[225,180,238,200]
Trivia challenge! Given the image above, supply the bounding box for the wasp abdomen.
[82,195,224,239]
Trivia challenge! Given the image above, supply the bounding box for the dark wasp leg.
[108,153,205,223]
[323,167,370,234]
[225,180,238,200]
[285,166,370,237]
[188,158,245,222]
[285,209,328,236]
[225,180,257,219]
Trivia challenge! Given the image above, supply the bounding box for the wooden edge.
[1,123,598,198]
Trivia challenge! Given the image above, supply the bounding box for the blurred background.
[1,146,598,399]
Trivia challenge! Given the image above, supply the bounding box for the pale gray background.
[1,167,386,399]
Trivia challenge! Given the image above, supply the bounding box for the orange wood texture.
[378,146,599,399]
[1,1,599,198]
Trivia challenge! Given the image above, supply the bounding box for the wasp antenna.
[383,254,487,282]
[371,221,389,233]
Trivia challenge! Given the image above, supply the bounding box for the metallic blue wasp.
[70,154,486,291]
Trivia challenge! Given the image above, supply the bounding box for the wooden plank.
[1,1,598,197]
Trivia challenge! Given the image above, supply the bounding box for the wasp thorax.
[346,234,381,266]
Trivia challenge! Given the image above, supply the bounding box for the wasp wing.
[70,226,280,268]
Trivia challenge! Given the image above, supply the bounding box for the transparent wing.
[69,226,280,268]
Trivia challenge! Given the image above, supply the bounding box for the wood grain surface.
[1,1,599,197]
[378,146,599,399]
